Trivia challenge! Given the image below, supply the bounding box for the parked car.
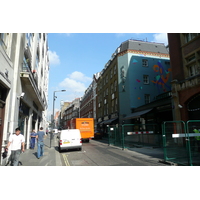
[58,129,82,152]
[94,130,103,139]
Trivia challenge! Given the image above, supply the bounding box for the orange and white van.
[68,118,94,142]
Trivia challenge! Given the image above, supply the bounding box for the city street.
[58,138,167,166]
[9,134,168,166]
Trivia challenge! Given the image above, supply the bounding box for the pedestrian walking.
[30,129,36,149]
[36,127,45,159]
[46,128,48,136]
[6,127,25,166]
[193,128,200,152]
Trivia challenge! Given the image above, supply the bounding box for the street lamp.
[50,89,66,148]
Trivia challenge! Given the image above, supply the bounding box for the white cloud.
[69,71,92,82]
[59,71,92,94]
[60,78,86,93]
[49,50,60,65]
[152,33,168,45]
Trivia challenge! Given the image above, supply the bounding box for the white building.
[0,33,49,165]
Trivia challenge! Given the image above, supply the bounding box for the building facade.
[63,98,80,129]
[96,40,171,132]
[80,73,99,127]
[0,33,49,164]
[117,40,171,124]
[80,82,93,118]
[96,48,119,134]
[59,101,71,129]
[168,33,200,121]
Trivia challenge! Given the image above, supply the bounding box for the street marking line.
[62,154,70,166]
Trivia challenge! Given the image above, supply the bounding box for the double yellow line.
[62,154,70,166]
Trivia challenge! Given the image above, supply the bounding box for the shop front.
[0,84,9,159]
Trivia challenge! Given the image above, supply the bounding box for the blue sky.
[47,33,168,120]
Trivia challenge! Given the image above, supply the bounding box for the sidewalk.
[100,137,173,165]
[16,135,62,166]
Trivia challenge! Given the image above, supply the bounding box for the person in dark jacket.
[30,129,36,149]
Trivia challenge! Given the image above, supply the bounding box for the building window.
[26,33,32,47]
[110,69,113,79]
[142,59,148,67]
[114,65,117,74]
[187,54,195,63]
[111,83,113,94]
[114,80,117,92]
[106,75,108,83]
[188,63,198,77]
[106,104,108,115]
[184,33,200,43]
[143,75,149,84]
[115,98,118,111]
[145,94,150,104]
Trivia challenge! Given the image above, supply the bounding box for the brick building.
[63,98,80,129]
[80,82,93,118]
[168,33,200,121]
[97,47,119,129]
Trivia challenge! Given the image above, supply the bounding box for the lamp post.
[50,89,66,148]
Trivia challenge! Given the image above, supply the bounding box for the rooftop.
[119,39,168,54]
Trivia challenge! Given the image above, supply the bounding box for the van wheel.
[78,148,82,151]
[59,146,62,153]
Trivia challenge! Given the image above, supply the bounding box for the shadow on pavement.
[92,138,109,145]
[32,152,38,158]
[54,145,82,153]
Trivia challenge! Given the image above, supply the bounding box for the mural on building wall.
[133,60,171,100]
[151,61,171,93]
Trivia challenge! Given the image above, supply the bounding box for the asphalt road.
[58,139,167,166]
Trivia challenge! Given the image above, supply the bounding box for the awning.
[123,108,153,120]
[100,117,118,125]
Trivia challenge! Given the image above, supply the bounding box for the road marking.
[62,154,70,166]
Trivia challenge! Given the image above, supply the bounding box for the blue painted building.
[117,40,171,124]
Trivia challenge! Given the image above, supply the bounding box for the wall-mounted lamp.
[178,104,183,109]
[17,92,25,99]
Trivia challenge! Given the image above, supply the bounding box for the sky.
[47,33,168,120]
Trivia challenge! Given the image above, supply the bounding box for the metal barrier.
[108,124,161,149]
[162,121,189,165]
[186,120,200,166]
[108,125,123,148]
[162,120,200,166]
